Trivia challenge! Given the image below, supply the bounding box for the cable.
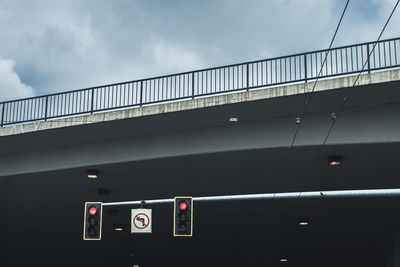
[310,0,400,171]
[278,0,350,184]
[352,0,400,87]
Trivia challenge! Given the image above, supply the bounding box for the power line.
[278,0,350,183]
[311,0,400,168]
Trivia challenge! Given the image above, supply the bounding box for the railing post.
[90,88,95,114]
[246,64,249,91]
[140,81,144,106]
[367,44,371,74]
[304,54,308,82]
[1,103,4,127]
[44,96,49,121]
[191,72,195,99]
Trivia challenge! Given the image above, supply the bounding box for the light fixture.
[280,258,288,262]
[229,117,238,122]
[299,219,309,226]
[328,155,342,166]
[87,169,99,179]
[114,224,124,231]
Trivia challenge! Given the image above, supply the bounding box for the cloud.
[0,0,399,100]
[147,40,205,74]
[0,56,35,102]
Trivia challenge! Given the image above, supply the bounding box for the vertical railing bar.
[351,47,354,72]
[191,72,195,99]
[33,98,36,120]
[269,60,272,84]
[1,103,5,127]
[29,99,33,121]
[72,91,76,114]
[285,58,287,82]
[80,91,83,113]
[22,101,25,122]
[214,70,216,92]
[19,101,22,122]
[384,41,387,67]
[236,65,239,89]
[170,76,173,98]
[90,88,95,113]
[174,75,176,99]
[44,96,49,121]
[251,63,254,88]
[378,42,382,68]
[340,49,343,74]
[294,57,297,81]
[246,64,249,91]
[13,101,17,123]
[304,55,307,82]
[18,101,22,122]
[140,81,143,106]
[313,54,316,77]
[120,84,123,107]
[336,49,339,73]
[395,40,398,65]
[319,52,322,76]
[389,41,392,66]
[367,44,371,73]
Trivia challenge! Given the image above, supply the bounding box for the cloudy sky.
[0,0,399,101]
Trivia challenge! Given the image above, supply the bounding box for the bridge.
[1,37,400,266]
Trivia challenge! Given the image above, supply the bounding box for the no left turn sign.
[131,209,152,233]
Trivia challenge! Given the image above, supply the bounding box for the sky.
[0,0,399,102]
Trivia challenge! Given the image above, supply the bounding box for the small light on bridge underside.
[133,265,140,267]
[299,217,310,226]
[86,169,99,179]
[114,225,124,231]
[280,258,288,262]
[328,155,342,166]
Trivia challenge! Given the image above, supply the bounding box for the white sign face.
[131,209,152,233]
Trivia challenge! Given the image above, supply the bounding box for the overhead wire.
[309,0,400,173]
[278,0,350,184]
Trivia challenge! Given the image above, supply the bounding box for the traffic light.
[174,197,193,237]
[83,202,103,240]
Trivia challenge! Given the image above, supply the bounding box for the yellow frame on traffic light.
[83,202,103,241]
[173,196,193,237]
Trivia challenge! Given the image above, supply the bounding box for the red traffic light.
[179,201,188,211]
[89,206,98,215]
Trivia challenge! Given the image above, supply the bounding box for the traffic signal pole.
[101,188,400,207]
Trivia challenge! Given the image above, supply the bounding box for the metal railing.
[1,37,399,127]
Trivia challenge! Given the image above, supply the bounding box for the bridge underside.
[1,72,400,266]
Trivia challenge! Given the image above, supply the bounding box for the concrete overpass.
[1,38,400,266]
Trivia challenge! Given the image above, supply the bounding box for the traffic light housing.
[83,202,103,240]
[174,197,193,237]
